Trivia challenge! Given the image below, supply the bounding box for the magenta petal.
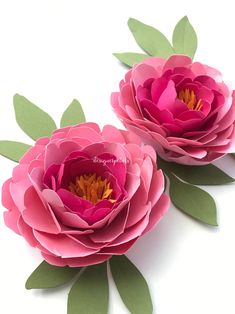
[157,80,177,112]
[170,99,188,117]
[178,110,205,121]
[196,86,214,104]
[43,164,60,189]
[151,77,169,104]
[96,152,127,187]
[57,188,92,214]
[194,75,217,90]
[83,206,113,225]
[137,85,152,102]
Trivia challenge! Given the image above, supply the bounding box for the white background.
[0,1,235,313]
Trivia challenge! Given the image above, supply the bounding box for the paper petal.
[169,174,218,226]
[25,260,80,289]
[13,94,57,140]
[110,255,153,314]
[172,16,198,59]
[128,18,174,57]
[60,99,86,128]
[0,140,31,162]
[67,262,109,314]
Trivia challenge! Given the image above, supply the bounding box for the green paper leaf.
[169,174,218,226]
[158,158,234,185]
[25,261,80,289]
[60,99,86,128]
[110,255,153,314]
[113,52,149,67]
[172,16,198,59]
[0,140,31,162]
[68,263,109,314]
[128,18,174,57]
[13,94,57,140]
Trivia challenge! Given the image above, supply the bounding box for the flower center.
[178,89,203,111]
[68,173,116,205]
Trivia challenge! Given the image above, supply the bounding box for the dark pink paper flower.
[111,55,235,165]
[2,123,169,267]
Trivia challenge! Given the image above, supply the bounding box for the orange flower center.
[68,173,116,205]
[178,89,203,111]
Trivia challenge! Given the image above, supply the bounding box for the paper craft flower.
[111,55,235,165]
[2,122,169,267]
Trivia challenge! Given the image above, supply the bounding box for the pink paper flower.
[111,55,235,165]
[2,123,169,267]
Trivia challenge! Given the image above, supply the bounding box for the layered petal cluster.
[111,55,235,165]
[2,123,169,267]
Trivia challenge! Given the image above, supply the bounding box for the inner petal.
[68,173,116,205]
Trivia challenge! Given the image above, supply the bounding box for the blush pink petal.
[67,125,103,142]
[132,64,159,89]
[163,55,192,72]
[34,230,99,258]
[141,57,165,68]
[44,141,80,170]
[90,206,129,243]
[143,194,170,234]
[100,239,137,255]
[102,125,126,143]
[20,137,49,164]
[2,179,21,235]
[17,216,38,247]
[23,186,61,234]
[42,252,112,267]
[111,204,151,246]
[148,169,165,207]
[126,201,151,229]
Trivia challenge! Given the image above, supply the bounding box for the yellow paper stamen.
[178,89,203,111]
[68,173,116,205]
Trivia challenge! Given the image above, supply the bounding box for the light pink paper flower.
[2,123,169,267]
[111,55,235,165]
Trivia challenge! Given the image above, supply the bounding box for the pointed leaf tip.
[127,17,174,58]
[172,16,198,59]
[13,94,57,140]
[169,174,218,226]
[60,99,86,128]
